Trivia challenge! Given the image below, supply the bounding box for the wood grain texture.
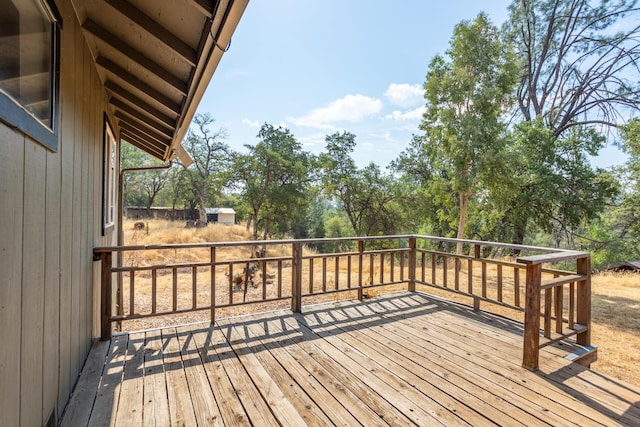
[59,292,640,427]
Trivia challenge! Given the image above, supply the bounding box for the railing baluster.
[568,281,575,329]
[334,256,339,290]
[369,253,374,285]
[467,259,473,294]
[322,258,327,292]
[497,265,503,302]
[544,287,552,339]
[192,266,197,310]
[129,271,135,316]
[431,253,437,285]
[442,255,448,288]
[555,283,563,334]
[357,240,364,300]
[400,250,405,282]
[151,269,157,314]
[309,258,314,294]
[277,260,282,299]
[172,267,178,312]
[481,261,487,298]
[514,267,520,307]
[228,264,233,305]
[421,252,426,282]
[210,247,215,324]
[292,243,302,312]
[347,256,352,289]
[454,258,460,291]
[388,253,393,282]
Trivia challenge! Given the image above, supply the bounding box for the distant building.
[599,260,640,273]
[205,208,236,225]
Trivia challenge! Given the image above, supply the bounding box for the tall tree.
[496,0,635,243]
[231,124,313,240]
[180,113,231,223]
[504,0,640,136]
[412,13,518,251]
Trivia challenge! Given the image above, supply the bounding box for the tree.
[180,114,232,223]
[495,0,636,243]
[120,141,170,215]
[319,131,404,236]
[411,13,518,252]
[231,123,313,240]
[504,0,640,137]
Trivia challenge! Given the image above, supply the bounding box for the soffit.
[74,0,248,161]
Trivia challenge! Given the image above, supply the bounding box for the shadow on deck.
[61,291,640,426]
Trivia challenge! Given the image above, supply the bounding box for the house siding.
[0,0,116,425]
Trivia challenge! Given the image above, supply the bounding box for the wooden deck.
[60,292,640,426]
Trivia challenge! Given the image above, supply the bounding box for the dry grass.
[120,219,640,386]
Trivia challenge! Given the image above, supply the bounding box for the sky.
[198,0,628,170]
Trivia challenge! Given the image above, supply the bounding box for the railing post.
[357,240,364,300]
[291,243,302,313]
[576,255,591,346]
[522,262,542,370]
[100,251,113,341]
[408,237,416,292]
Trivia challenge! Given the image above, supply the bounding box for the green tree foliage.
[231,123,314,240]
[180,113,232,223]
[494,0,637,244]
[398,13,518,250]
[319,131,404,236]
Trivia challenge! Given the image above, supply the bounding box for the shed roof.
[600,261,640,272]
[75,0,248,164]
[205,208,235,214]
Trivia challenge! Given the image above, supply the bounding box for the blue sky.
[198,0,626,169]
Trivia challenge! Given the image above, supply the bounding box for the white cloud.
[242,118,260,128]
[384,105,426,121]
[384,83,423,108]
[291,94,383,129]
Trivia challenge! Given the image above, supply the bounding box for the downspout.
[116,162,172,329]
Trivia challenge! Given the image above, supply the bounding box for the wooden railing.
[94,235,591,370]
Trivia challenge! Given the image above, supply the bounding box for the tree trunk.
[198,193,208,224]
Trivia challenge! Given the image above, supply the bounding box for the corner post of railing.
[291,242,303,313]
[408,237,416,292]
[357,240,365,300]
[576,255,591,346]
[99,250,113,341]
[522,260,542,370]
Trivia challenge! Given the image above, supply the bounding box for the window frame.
[0,0,62,151]
[102,115,118,235]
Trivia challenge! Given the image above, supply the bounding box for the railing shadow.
[539,363,640,425]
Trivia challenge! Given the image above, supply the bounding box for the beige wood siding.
[0,0,117,425]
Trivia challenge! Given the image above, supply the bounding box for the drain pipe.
[116,162,172,328]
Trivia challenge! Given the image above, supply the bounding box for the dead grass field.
[120,219,640,386]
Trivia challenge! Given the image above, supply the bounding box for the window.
[103,118,118,233]
[0,0,61,151]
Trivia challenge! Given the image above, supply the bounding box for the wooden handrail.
[94,234,591,369]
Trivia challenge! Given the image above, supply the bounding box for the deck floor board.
[60,292,640,426]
